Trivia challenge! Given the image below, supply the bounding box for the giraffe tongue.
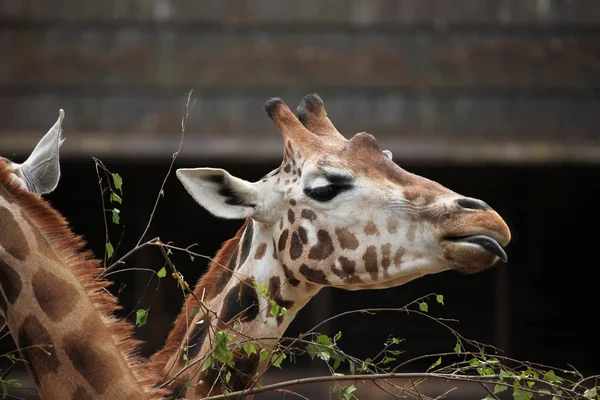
[459,235,508,263]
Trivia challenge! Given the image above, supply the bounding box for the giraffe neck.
[0,164,165,399]
[153,219,319,398]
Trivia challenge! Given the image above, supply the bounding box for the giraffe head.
[178,95,510,290]
[1,109,65,195]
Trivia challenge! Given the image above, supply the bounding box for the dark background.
[1,1,599,398]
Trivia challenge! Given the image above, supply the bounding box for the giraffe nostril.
[456,197,491,211]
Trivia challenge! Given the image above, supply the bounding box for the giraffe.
[0,110,166,399]
[151,94,511,398]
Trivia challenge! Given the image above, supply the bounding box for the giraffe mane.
[149,220,248,378]
[0,161,168,399]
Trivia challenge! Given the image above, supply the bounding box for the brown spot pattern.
[18,315,60,385]
[387,217,399,234]
[220,278,259,323]
[288,209,295,224]
[187,316,209,359]
[32,269,80,322]
[394,247,405,267]
[267,276,295,325]
[363,246,379,280]
[0,261,22,304]
[332,256,363,284]
[272,238,279,259]
[278,229,289,252]
[0,206,30,260]
[381,244,392,271]
[364,221,380,236]
[301,209,317,221]
[212,247,238,298]
[282,264,300,286]
[308,230,334,260]
[228,352,260,391]
[289,231,303,260]
[254,243,267,260]
[298,226,308,244]
[289,199,296,206]
[335,228,359,250]
[63,324,123,394]
[238,220,254,266]
[299,264,329,285]
[283,164,291,173]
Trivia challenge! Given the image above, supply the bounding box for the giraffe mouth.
[445,235,508,263]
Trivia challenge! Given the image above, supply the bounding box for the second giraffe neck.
[157,219,320,398]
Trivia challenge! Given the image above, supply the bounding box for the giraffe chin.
[441,235,507,274]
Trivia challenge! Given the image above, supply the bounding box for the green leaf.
[243,342,257,357]
[185,381,192,389]
[453,341,462,355]
[543,370,563,383]
[279,307,287,318]
[269,301,280,317]
[135,309,148,327]
[584,387,597,399]
[225,371,231,384]
[436,294,444,305]
[271,352,286,369]
[110,191,122,204]
[418,302,428,313]
[348,360,356,375]
[106,242,114,258]
[306,344,318,360]
[259,349,269,362]
[499,369,509,380]
[112,173,123,193]
[382,356,396,365]
[316,334,331,346]
[513,387,533,400]
[334,331,342,342]
[112,208,120,224]
[189,254,195,261]
[190,308,200,316]
[428,356,442,371]
[538,389,552,395]
[494,384,508,394]
[157,267,167,278]
[2,382,7,399]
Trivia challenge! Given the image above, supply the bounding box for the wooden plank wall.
[1,0,599,162]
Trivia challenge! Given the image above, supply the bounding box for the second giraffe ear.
[176,168,263,220]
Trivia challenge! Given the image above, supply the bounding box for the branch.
[201,372,571,400]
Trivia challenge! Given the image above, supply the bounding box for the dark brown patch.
[0,261,22,304]
[254,243,267,260]
[272,238,279,259]
[239,220,254,266]
[64,333,119,394]
[363,246,379,280]
[283,164,291,173]
[220,278,259,323]
[228,352,260,391]
[20,210,61,263]
[381,244,392,271]
[394,247,405,267]
[292,178,297,183]
[299,264,329,285]
[335,228,359,250]
[332,256,363,284]
[186,316,209,360]
[267,276,295,325]
[282,264,300,286]
[32,269,80,322]
[289,231,304,260]
[289,199,296,206]
[212,246,238,298]
[297,169,302,177]
[387,217,399,234]
[308,230,334,260]
[0,206,30,260]
[278,229,289,252]
[279,218,283,229]
[298,226,308,244]
[364,220,380,236]
[301,209,317,221]
[288,209,295,224]
[72,385,93,400]
[18,315,60,386]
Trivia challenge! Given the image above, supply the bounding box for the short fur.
[0,160,167,399]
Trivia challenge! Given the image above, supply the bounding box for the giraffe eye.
[304,185,348,202]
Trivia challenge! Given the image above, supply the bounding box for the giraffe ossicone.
[161,94,511,397]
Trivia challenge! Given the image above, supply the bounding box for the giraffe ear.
[176,168,262,220]
[16,109,65,194]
